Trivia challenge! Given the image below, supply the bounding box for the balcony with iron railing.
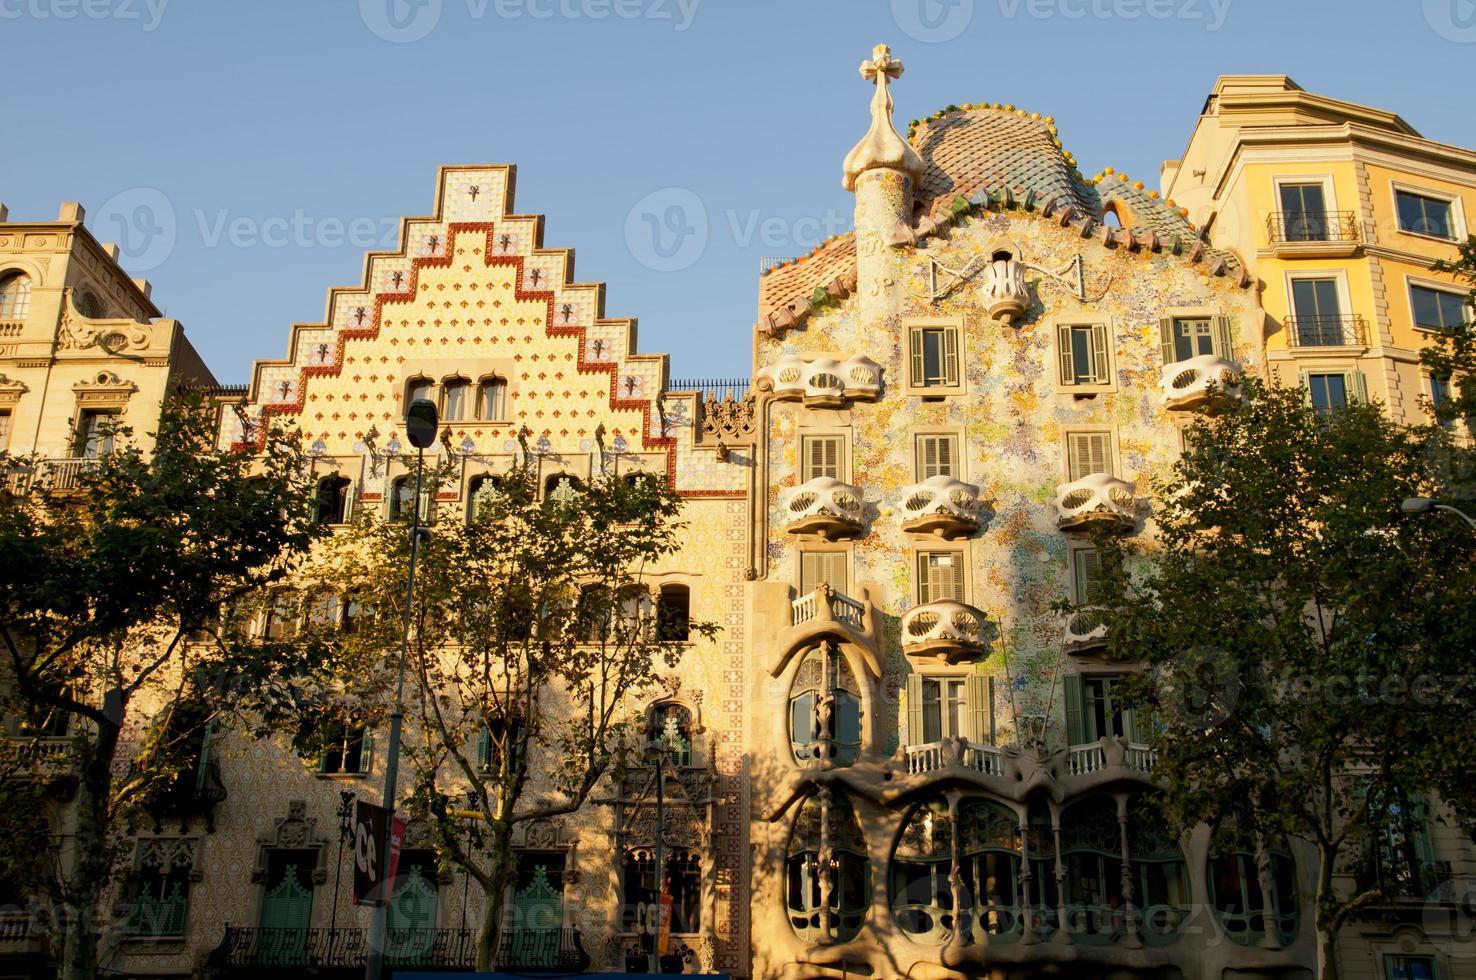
[1285,315,1368,348]
[1266,211,1361,256]
[1355,855,1456,905]
[209,925,588,974]
[3,457,100,494]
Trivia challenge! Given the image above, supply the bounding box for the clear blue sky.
[4,0,1474,383]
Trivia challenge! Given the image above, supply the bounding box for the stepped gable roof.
[756,103,1249,335]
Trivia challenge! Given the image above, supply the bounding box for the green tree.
[304,464,715,971]
[1091,380,1476,980]
[1420,233,1476,430]
[0,396,319,980]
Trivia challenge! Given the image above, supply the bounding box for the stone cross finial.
[860,43,904,85]
[842,43,925,192]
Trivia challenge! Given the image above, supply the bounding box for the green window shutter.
[1119,683,1138,742]
[316,745,330,774]
[1348,371,1369,405]
[906,674,925,747]
[1057,325,1075,386]
[1159,318,1176,366]
[1063,675,1085,747]
[1410,794,1437,869]
[359,731,374,774]
[1213,315,1234,359]
[944,328,960,387]
[910,327,926,387]
[477,727,491,771]
[195,723,215,794]
[966,675,991,745]
[1073,549,1103,604]
[1090,324,1111,384]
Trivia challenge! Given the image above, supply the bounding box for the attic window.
[1102,209,1123,229]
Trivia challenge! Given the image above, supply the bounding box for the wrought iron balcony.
[756,354,882,407]
[209,925,587,973]
[900,600,989,663]
[148,753,228,833]
[1356,855,1455,903]
[1266,211,1361,252]
[1285,315,1367,347]
[899,475,981,538]
[1055,473,1136,532]
[781,477,864,540]
[1063,607,1108,654]
[1160,354,1242,411]
[3,457,100,494]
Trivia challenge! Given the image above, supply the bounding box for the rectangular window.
[799,551,848,595]
[1410,284,1469,332]
[921,677,968,743]
[76,410,118,458]
[1290,277,1346,345]
[318,722,372,775]
[1386,955,1438,980]
[480,378,507,420]
[1160,316,1232,364]
[1279,183,1329,241]
[915,433,959,480]
[909,325,960,390]
[910,674,994,746]
[1083,675,1135,742]
[0,409,10,452]
[1065,432,1112,482]
[1071,548,1104,605]
[1056,323,1111,387]
[917,551,965,604]
[1303,372,1367,418]
[800,435,845,482]
[1396,190,1455,240]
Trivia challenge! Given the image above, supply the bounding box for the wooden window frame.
[798,548,850,596]
[903,317,965,397]
[913,430,962,482]
[1159,312,1234,366]
[1050,316,1116,393]
[915,549,967,605]
[1060,426,1119,483]
[798,432,849,483]
[1069,545,1104,606]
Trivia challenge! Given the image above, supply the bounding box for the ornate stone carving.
[700,393,756,444]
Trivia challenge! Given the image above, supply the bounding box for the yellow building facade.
[0,52,1471,980]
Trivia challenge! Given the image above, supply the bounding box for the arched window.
[1127,795,1190,941]
[788,644,861,767]
[648,702,693,767]
[305,591,340,629]
[389,476,416,522]
[1061,798,1125,940]
[313,475,351,525]
[479,377,507,420]
[442,378,469,421]
[73,288,103,318]
[621,849,701,937]
[341,595,367,635]
[544,473,583,502]
[891,798,954,944]
[466,474,502,523]
[0,274,31,319]
[656,585,690,642]
[405,377,432,407]
[1026,800,1059,935]
[786,792,868,943]
[575,584,611,643]
[1208,820,1298,946]
[957,799,1023,941]
[262,592,298,641]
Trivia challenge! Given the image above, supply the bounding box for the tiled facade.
[2,47,1472,980]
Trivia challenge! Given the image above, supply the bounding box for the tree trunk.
[473,828,515,972]
[1314,846,1342,980]
[60,719,120,980]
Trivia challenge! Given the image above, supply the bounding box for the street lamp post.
[644,725,673,975]
[329,790,356,961]
[1402,496,1476,530]
[364,398,439,980]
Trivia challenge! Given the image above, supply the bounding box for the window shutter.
[1063,675,1085,747]
[1297,370,1312,407]
[1057,325,1075,386]
[938,436,954,477]
[359,731,374,774]
[1074,549,1103,604]
[477,727,492,771]
[1090,324,1110,384]
[967,675,991,745]
[910,327,926,387]
[195,723,215,793]
[1120,698,1138,743]
[918,436,939,479]
[1159,318,1176,366]
[906,674,925,747]
[825,438,841,479]
[1348,371,1369,405]
[1067,433,1110,482]
[1213,315,1234,359]
[1410,794,1437,870]
[944,328,960,387]
[827,553,848,594]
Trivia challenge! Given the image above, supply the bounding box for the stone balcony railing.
[1160,355,1242,412]
[900,600,990,663]
[781,477,865,540]
[899,475,981,538]
[876,736,1161,802]
[1062,607,1108,654]
[905,737,1004,777]
[790,585,866,632]
[1055,473,1136,532]
[756,354,882,407]
[1064,740,1157,777]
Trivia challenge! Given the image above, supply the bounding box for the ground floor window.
[785,792,868,942]
[1386,955,1438,980]
[621,848,701,936]
[127,839,197,937]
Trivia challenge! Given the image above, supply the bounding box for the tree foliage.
[1092,380,1476,980]
[1421,233,1476,431]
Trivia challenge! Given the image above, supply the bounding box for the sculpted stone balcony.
[1160,354,1242,411]
[781,477,864,540]
[904,737,1004,777]
[756,354,882,407]
[899,475,981,538]
[768,583,882,681]
[1062,738,1158,779]
[900,600,990,664]
[1055,473,1136,532]
[1063,607,1108,654]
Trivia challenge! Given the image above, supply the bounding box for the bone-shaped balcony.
[781,477,865,540]
[1160,354,1241,411]
[756,354,881,407]
[1055,473,1136,532]
[899,475,981,538]
[1062,607,1108,654]
[901,600,989,663]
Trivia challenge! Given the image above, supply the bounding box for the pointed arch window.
[479,377,508,420]
[313,475,352,525]
[648,702,693,767]
[442,379,470,421]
